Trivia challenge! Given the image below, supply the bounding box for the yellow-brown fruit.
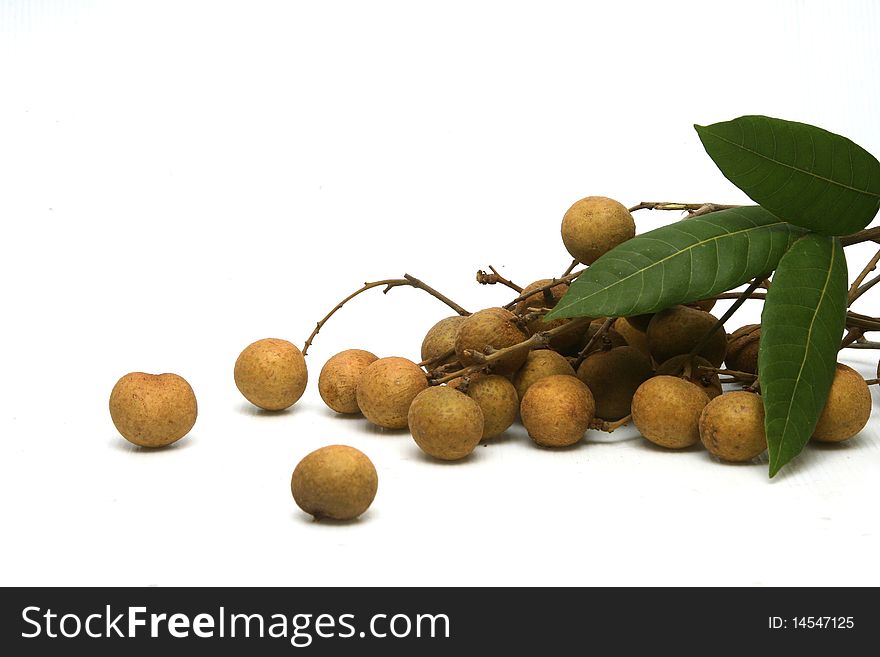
[614,317,651,357]
[109,372,198,447]
[656,355,723,399]
[515,279,579,351]
[356,357,428,429]
[291,445,378,520]
[318,349,378,414]
[421,316,467,367]
[234,338,308,411]
[408,387,484,460]
[520,374,595,447]
[631,375,710,449]
[465,374,518,440]
[726,324,761,374]
[454,307,529,376]
[561,196,635,265]
[812,364,872,442]
[646,305,727,367]
[576,346,653,420]
[698,391,767,462]
[513,349,576,400]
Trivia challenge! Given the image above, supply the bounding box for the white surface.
[1,0,879,586]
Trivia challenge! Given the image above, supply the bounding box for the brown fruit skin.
[561,196,635,265]
[465,375,518,440]
[631,375,710,449]
[614,317,650,357]
[520,374,595,447]
[234,338,308,411]
[421,316,467,367]
[656,355,723,399]
[812,364,872,443]
[698,391,767,462]
[356,357,428,429]
[408,387,484,460]
[577,346,653,420]
[454,307,529,376]
[318,349,378,414]
[110,373,197,447]
[515,280,579,352]
[726,324,761,374]
[646,305,727,367]
[513,349,576,400]
[291,445,378,520]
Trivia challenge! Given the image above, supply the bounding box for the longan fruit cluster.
[108,194,875,525]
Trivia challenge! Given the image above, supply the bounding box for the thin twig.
[302,274,469,355]
[847,248,880,304]
[841,226,880,247]
[844,340,880,349]
[697,366,758,383]
[572,316,615,370]
[688,277,765,359]
[866,378,879,386]
[418,348,456,369]
[476,266,522,293]
[628,201,740,215]
[429,318,591,385]
[591,414,633,433]
[503,270,585,310]
[561,259,579,277]
[850,272,880,305]
[840,328,865,351]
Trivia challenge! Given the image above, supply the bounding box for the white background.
[1,0,878,586]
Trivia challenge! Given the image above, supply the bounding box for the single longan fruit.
[513,349,576,400]
[656,355,723,399]
[646,305,727,367]
[454,307,529,376]
[234,338,308,411]
[515,279,579,351]
[521,374,595,447]
[318,349,378,414]
[577,346,653,420]
[356,357,428,429]
[614,317,651,357]
[421,316,467,367]
[110,372,198,447]
[291,445,378,520]
[698,391,767,462]
[465,374,519,440]
[631,375,710,449]
[561,196,635,265]
[812,364,872,443]
[408,387,484,460]
[726,324,761,374]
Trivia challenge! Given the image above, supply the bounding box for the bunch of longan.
[108,196,874,522]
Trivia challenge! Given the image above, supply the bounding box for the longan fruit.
[234,338,308,411]
[646,305,727,367]
[613,317,651,357]
[812,364,872,443]
[515,279,579,351]
[698,391,767,462]
[561,196,635,265]
[520,374,595,447]
[513,349,576,400]
[109,372,198,447]
[463,374,518,439]
[577,346,653,420]
[454,307,529,376]
[291,445,378,520]
[356,357,428,429]
[726,324,761,374]
[656,355,723,399]
[318,349,378,414]
[408,387,484,460]
[631,375,710,449]
[421,316,467,367]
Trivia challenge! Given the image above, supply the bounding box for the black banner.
[0,587,874,654]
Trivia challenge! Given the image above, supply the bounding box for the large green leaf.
[695,116,880,235]
[759,234,848,477]
[546,207,805,319]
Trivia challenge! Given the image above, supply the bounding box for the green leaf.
[695,115,880,236]
[546,207,805,319]
[759,234,848,477]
